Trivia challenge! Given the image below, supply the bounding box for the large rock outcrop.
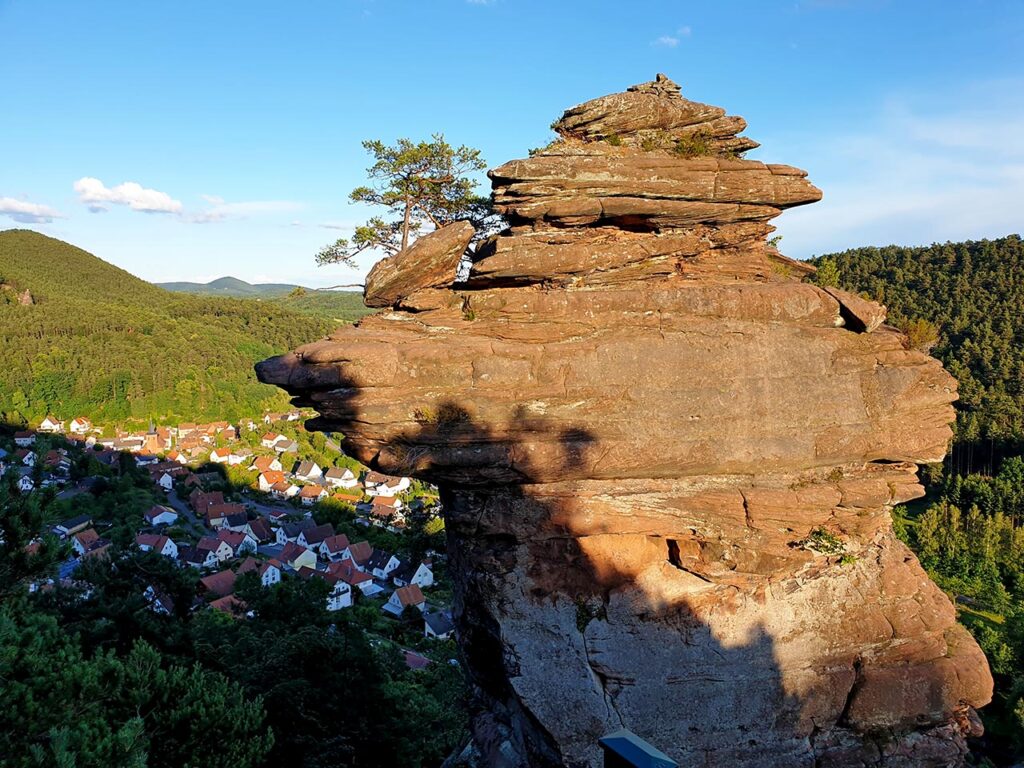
[257,76,992,768]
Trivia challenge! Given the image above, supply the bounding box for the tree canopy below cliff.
[812,234,1024,450]
[0,229,347,424]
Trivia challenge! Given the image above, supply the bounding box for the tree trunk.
[401,198,412,252]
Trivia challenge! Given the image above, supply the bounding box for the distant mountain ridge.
[157,276,306,298]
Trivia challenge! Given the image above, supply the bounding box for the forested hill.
[157,276,303,297]
[158,276,370,324]
[812,234,1024,450]
[0,229,337,425]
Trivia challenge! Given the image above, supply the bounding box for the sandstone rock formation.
[257,76,992,768]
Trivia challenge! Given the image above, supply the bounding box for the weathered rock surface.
[258,75,992,767]
[363,220,475,308]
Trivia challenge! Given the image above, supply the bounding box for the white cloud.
[652,35,679,47]
[677,25,692,36]
[73,177,183,214]
[189,197,303,223]
[0,196,64,224]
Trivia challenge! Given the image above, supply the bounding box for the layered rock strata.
[258,76,992,768]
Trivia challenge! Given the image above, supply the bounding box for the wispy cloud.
[652,26,691,47]
[190,195,303,223]
[771,80,1024,258]
[73,177,183,214]
[0,196,64,224]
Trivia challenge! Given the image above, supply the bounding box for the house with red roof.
[144,505,178,527]
[250,455,283,474]
[210,594,247,617]
[298,484,328,506]
[200,568,237,598]
[383,584,427,616]
[343,540,373,569]
[328,559,375,595]
[318,533,351,562]
[197,535,234,564]
[216,529,257,558]
[72,528,100,557]
[238,556,281,587]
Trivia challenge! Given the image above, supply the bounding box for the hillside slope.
[0,230,334,424]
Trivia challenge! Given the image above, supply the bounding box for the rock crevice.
[257,75,991,768]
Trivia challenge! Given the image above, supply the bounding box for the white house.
[297,523,334,550]
[257,470,285,492]
[144,505,178,527]
[69,417,93,435]
[383,584,426,616]
[39,416,63,433]
[260,432,286,449]
[364,471,411,497]
[198,536,234,564]
[250,456,283,474]
[239,557,281,587]
[298,485,328,506]
[143,585,175,615]
[275,521,314,546]
[323,467,359,489]
[271,481,299,500]
[367,549,402,580]
[14,432,35,448]
[17,475,34,493]
[423,611,455,640]
[324,575,352,611]
[293,460,322,483]
[216,529,257,558]
[154,471,176,492]
[17,450,35,467]
[166,450,189,465]
[181,546,218,569]
[136,533,179,559]
[328,559,375,594]
[392,559,435,589]
[72,529,100,556]
[319,534,351,561]
[209,447,231,464]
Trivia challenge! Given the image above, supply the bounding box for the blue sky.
[1,0,1022,288]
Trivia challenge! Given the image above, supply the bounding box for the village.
[0,411,455,666]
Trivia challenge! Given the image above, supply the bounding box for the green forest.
[0,230,368,425]
[813,234,1024,760]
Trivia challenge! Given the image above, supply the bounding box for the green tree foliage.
[809,256,841,288]
[0,230,337,425]
[0,606,272,768]
[316,135,491,266]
